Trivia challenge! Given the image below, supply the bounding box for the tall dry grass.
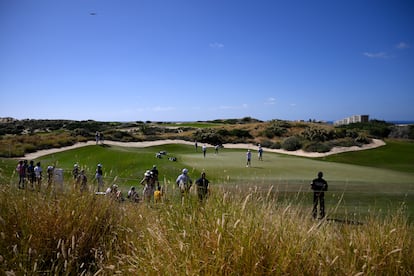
[0,184,413,275]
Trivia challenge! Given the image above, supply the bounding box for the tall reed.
[0,184,413,275]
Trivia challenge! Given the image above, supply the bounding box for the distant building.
[334,115,369,126]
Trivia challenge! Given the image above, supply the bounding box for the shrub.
[281,136,301,151]
[303,141,332,153]
[301,126,330,142]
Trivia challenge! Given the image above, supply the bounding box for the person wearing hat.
[72,163,79,180]
[310,171,328,219]
[176,168,193,194]
[95,164,104,192]
[140,170,155,202]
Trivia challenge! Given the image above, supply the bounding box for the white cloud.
[135,106,176,112]
[218,104,248,110]
[265,97,276,105]
[209,42,224,49]
[396,42,410,49]
[363,52,389,59]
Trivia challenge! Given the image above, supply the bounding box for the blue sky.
[1,0,413,122]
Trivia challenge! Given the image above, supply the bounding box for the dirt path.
[20,139,386,160]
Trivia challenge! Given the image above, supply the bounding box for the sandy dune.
[20,139,386,160]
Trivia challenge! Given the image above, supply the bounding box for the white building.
[334,115,369,126]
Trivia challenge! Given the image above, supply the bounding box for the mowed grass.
[1,141,413,219]
[1,141,414,274]
[321,139,414,174]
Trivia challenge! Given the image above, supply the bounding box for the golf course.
[1,138,413,274]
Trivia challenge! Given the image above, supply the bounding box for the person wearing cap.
[310,171,328,219]
[72,163,79,180]
[195,171,210,202]
[106,184,122,201]
[176,168,193,194]
[140,170,155,202]
[95,164,104,192]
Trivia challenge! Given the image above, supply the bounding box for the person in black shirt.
[195,172,210,202]
[310,171,328,219]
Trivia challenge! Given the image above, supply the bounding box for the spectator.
[16,160,26,189]
[176,168,193,195]
[195,171,210,202]
[46,165,54,189]
[246,150,252,167]
[27,160,35,189]
[127,186,139,202]
[106,184,123,201]
[140,170,155,203]
[258,144,263,161]
[202,144,207,158]
[95,164,104,192]
[34,162,42,190]
[78,169,88,193]
[95,131,100,144]
[72,163,79,180]
[151,165,160,190]
[310,171,328,219]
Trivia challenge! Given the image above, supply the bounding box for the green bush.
[281,136,301,151]
[303,141,332,153]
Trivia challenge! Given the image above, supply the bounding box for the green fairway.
[1,141,413,220]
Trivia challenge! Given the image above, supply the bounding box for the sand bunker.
[20,139,386,160]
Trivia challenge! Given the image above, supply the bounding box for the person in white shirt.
[34,162,42,190]
[176,168,193,195]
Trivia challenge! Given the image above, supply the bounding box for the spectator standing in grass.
[176,168,192,195]
[127,186,139,202]
[78,169,88,193]
[310,171,328,219]
[151,165,160,190]
[214,144,219,155]
[202,144,207,158]
[27,160,35,189]
[72,163,79,180]
[246,149,252,167]
[95,164,104,192]
[195,171,210,202]
[195,140,198,152]
[140,170,156,202]
[95,131,100,144]
[34,162,42,190]
[16,160,26,189]
[46,165,54,189]
[258,144,263,161]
